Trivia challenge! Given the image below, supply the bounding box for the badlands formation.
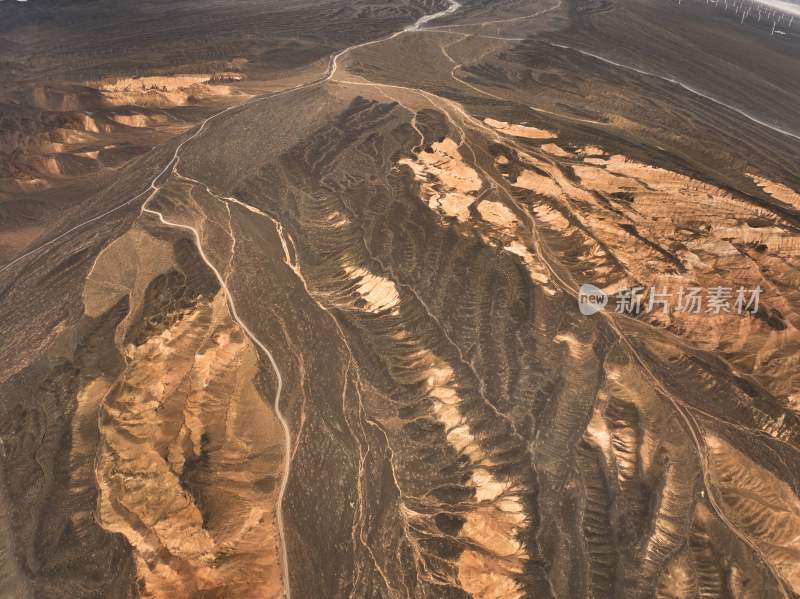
[1,0,800,598]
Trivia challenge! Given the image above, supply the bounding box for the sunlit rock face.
[224,93,800,597]
[82,228,287,598]
[94,294,284,599]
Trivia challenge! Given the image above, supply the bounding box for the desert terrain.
[1,0,800,597]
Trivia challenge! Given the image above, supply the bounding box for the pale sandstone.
[92,293,285,598]
[747,173,800,209]
[399,137,482,221]
[540,143,570,157]
[483,118,556,140]
[477,200,518,227]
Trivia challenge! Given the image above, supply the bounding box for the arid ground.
[2,0,800,597]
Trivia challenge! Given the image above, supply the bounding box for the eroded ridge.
[80,223,288,598]
[391,107,800,597]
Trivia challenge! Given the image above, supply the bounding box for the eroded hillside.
[2,0,800,597]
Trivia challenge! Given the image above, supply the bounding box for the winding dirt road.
[133,3,463,598]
